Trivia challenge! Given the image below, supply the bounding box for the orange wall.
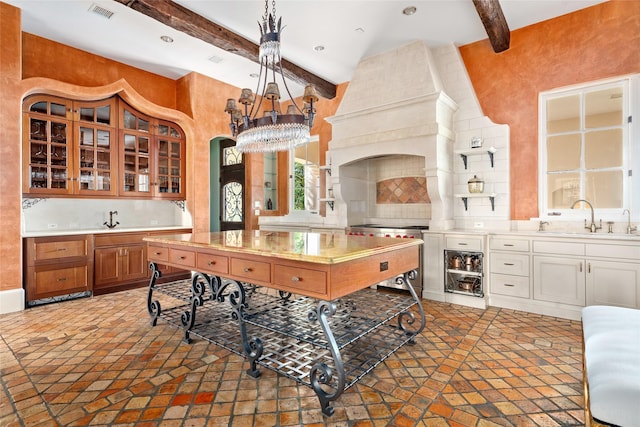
[0,2,23,292]
[459,1,640,220]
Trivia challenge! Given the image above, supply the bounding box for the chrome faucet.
[623,209,637,234]
[538,221,549,231]
[104,210,119,229]
[571,199,601,233]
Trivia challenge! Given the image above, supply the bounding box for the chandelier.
[224,0,319,153]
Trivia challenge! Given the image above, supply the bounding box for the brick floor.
[0,287,585,426]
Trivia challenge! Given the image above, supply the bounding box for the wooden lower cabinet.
[93,229,191,295]
[24,234,94,305]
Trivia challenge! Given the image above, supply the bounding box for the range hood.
[325,41,458,230]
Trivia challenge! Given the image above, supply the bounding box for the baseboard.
[0,288,25,314]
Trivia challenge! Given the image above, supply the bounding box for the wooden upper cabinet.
[23,95,186,200]
[119,103,186,200]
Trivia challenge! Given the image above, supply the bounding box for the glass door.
[23,97,73,194]
[74,98,117,195]
[156,121,185,198]
[120,106,152,197]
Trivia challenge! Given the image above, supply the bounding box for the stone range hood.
[325,41,458,230]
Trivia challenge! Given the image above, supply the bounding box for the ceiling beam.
[472,0,510,53]
[114,0,337,99]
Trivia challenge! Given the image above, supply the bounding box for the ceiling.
[6,0,605,97]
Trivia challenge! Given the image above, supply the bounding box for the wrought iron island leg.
[147,262,162,326]
[180,272,211,344]
[309,300,346,417]
[217,279,263,378]
[396,270,426,343]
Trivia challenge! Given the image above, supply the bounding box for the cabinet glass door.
[74,98,116,195]
[120,106,151,196]
[25,97,72,194]
[156,122,185,198]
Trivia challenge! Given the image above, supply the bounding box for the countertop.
[144,230,423,264]
[427,229,640,242]
[22,225,192,238]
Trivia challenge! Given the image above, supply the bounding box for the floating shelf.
[454,193,496,211]
[454,146,496,169]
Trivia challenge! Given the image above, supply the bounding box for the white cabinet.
[489,236,531,299]
[533,256,586,306]
[585,243,640,309]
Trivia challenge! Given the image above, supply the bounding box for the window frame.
[288,135,321,219]
[538,75,639,222]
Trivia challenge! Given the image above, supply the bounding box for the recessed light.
[402,6,417,16]
[249,73,259,78]
[355,27,365,33]
[160,35,174,43]
[208,55,223,63]
[314,45,325,52]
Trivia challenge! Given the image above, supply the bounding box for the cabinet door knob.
[207,260,215,266]
[178,256,186,260]
[57,277,67,282]
[154,252,162,255]
[291,276,300,282]
[244,267,252,273]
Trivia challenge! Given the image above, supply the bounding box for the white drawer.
[490,237,530,252]
[490,273,530,298]
[533,240,585,256]
[586,243,640,261]
[446,236,483,251]
[490,253,529,276]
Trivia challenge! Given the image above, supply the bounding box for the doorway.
[218,138,245,231]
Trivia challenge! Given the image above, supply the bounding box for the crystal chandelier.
[224,0,319,153]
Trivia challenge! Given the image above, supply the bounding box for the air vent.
[89,3,115,19]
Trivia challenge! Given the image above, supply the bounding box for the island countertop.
[144,230,422,300]
[143,230,422,264]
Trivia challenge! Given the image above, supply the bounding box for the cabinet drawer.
[446,236,482,251]
[95,233,146,247]
[274,265,327,295]
[490,237,529,252]
[490,253,529,276]
[34,265,88,295]
[168,248,196,268]
[196,253,229,275]
[35,240,87,261]
[533,240,584,256]
[231,258,271,283]
[490,273,530,298]
[148,245,169,262]
[586,244,640,261]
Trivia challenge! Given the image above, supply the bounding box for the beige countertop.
[144,230,423,264]
[22,225,192,238]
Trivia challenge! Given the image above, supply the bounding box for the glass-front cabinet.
[119,104,185,199]
[23,95,185,200]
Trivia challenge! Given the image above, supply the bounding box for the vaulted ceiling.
[6,0,605,97]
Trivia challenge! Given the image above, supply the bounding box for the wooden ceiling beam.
[115,0,337,99]
[472,0,511,53]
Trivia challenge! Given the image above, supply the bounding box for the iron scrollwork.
[395,270,426,343]
[181,272,211,344]
[309,300,346,417]
[147,262,162,326]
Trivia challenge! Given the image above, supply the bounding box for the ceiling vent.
[88,3,115,19]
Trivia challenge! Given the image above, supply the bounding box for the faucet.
[623,209,637,234]
[571,199,601,233]
[538,221,549,231]
[104,210,119,229]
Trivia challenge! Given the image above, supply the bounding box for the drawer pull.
[503,283,515,287]
[458,243,468,246]
[503,263,515,266]
[57,248,67,251]
[244,267,252,273]
[57,277,67,282]
[503,244,514,247]
[178,256,186,260]
[291,276,300,282]
[207,260,215,266]
[154,251,162,255]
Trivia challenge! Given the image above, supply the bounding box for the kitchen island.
[143,230,425,416]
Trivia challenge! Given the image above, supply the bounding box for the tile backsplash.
[376,177,430,204]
